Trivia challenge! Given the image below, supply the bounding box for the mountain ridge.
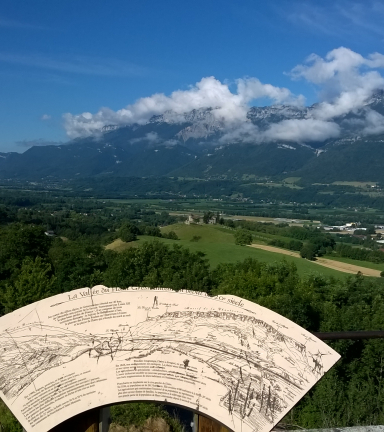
[2,92,384,182]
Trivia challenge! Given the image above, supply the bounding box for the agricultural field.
[332,181,378,188]
[226,214,321,226]
[106,223,352,278]
[283,177,301,184]
[255,181,303,189]
[323,255,384,272]
[250,244,382,277]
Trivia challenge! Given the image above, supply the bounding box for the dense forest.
[0,193,384,431]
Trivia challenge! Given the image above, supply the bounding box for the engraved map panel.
[0,287,340,432]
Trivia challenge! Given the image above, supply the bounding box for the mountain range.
[2,91,384,183]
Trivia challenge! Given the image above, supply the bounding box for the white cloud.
[41,114,51,121]
[220,119,340,144]
[130,132,160,144]
[163,139,179,146]
[263,119,340,142]
[362,109,384,135]
[63,47,384,144]
[145,132,160,143]
[220,123,261,144]
[291,47,384,120]
[63,76,302,139]
[291,47,365,85]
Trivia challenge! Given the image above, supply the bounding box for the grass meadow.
[107,223,353,278]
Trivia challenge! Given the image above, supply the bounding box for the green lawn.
[108,223,350,278]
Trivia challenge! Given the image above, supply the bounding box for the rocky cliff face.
[149,108,224,142]
[247,105,308,128]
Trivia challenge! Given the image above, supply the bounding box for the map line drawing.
[0,308,336,432]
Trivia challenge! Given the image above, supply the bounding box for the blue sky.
[1,0,384,152]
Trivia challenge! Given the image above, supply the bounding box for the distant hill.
[296,136,384,183]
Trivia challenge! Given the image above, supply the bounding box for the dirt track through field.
[249,244,381,277]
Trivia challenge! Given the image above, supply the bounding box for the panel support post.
[198,414,230,432]
[99,407,111,432]
[193,413,199,432]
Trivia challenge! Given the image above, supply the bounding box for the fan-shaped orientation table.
[0,286,340,432]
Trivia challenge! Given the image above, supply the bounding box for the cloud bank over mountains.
[64,76,302,139]
[291,47,384,120]
[64,48,384,143]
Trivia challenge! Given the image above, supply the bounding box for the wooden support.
[198,414,230,432]
[99,407,111,432]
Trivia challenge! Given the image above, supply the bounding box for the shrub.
[164,231,179,240]
[234,229,253,246]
